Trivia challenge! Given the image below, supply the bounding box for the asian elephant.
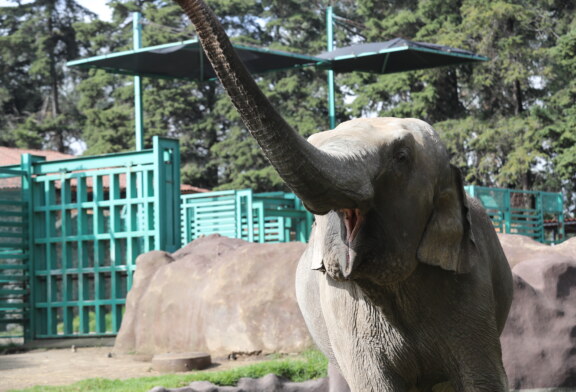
[173,1,514,391]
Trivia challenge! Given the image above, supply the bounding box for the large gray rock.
[114,234,311,356]
[499,235,576,389]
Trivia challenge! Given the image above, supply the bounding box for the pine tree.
[0,0,95,152]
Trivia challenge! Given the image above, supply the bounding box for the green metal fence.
[0,168,30,340]
[0,137,181,339]
[465,185,565,244]
[181,189,313,244]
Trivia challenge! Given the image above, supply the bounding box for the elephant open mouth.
[340,208,364,278]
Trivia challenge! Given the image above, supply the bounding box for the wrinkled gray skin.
[174,1,514,391]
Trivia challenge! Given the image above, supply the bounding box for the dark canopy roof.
[316,38,488,74]
[67,37,487,79]
[67,39,326,81]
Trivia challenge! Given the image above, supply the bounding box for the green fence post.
[133,11,144,151]
[153,136,181,252]
[326,6,336,129]
[20,153,44,341]
[558,193,565,242]
[535,192,544,243]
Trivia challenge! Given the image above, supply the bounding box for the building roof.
[0,146,75,166]
[0,146,209,193]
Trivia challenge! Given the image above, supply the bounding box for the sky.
[0,0,113,21]
[76,0,113,21]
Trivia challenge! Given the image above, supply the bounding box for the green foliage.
[9,349,328,392]
[0,0,95,153]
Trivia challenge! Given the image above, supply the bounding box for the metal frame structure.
[465,185,565,244]
[0,167,30,339]
[181,189,313,245]
[0,137,180,339]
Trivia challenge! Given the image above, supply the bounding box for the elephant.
[173,1,514,391]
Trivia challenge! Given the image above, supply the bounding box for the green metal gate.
[465,186,564,244]
[1,137,181,339]
[0,168,30,340]
[181,189,313,244]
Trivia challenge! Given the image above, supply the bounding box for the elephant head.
[308,118,478,285]
[174,0,478,286]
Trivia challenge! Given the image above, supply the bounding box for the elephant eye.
[394,149,410,163]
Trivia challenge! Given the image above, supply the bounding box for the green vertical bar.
[133,12,144,151]
[185,202,192,244]
[558,193,565,242]
[46,182,55,336]
[153,137,167,250]
[170,139,181,251]
[156,138,179,251]
[79,306,89,334]
[113,302,123,333]
[77,177,90,334]
[246,191,254,242]
[20,154,44,341]
[144,169,153,251]
[326,6,336,130]
[504,189,511,234]
[92,175,105,334]
[279,217,286,243]
[126,170,135,274]
[257,202,265,243]
[109,173,119,334]
[235,191,242,239]
[60,174,70,335]
[535,192,543,242]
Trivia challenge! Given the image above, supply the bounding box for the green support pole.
[326,6,336,130]
[20,154,45,341]
[133,12,144,151]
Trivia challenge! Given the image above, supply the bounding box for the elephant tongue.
[342,208,363,244]
[341,208,364,278]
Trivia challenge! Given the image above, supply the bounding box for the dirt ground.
[0,344,263,392]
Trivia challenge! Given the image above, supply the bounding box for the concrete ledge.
[23,337,115,350]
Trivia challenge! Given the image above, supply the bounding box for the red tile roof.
[0,147,209,193]
[0,146,75,166]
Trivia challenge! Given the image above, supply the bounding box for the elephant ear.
[417,165,479,273]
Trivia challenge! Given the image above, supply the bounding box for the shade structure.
[68,37,487,80]
[67,39,326,81]
[316,38,487,74]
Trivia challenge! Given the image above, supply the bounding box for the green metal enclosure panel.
[464,185,564,244]
[3,136,181,339]
[0,168,30,340]
[180,190,313,245]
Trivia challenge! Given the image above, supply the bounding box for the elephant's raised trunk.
[174,0,373,213]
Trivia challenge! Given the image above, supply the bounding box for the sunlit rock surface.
[499,234,576,389]
[114,234,311,357]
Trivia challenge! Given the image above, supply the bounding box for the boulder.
[114,234,311,357]
[499,235,576,389]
